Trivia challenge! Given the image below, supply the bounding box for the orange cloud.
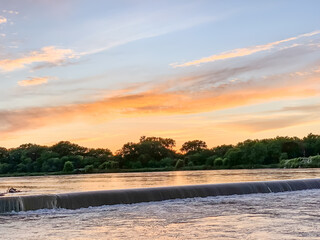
[1,69,319,137]
[0,46,75,71]
[0,16,7,24]
[18,77,49,87]
[172,30,320,67]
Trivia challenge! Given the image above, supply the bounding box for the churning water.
[1,189,320,239]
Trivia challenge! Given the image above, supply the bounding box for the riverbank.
[4,156,320,178]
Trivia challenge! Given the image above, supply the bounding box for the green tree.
[86,148,113,167]
[225,148,243,166]
[140,136,176,149]
[0,147,9,164]
[84,164,94,173]
[180,140,207,155]
[51,141,88,157]
[303,133,320,156]
[159,157,174,167]
[211,145,233,158]
[281,140,302,159]
[117,136,176,168]
[214,157,223,167]
[42,157,63,172]
[63,161,74,172]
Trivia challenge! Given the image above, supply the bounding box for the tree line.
[0,133,320,175]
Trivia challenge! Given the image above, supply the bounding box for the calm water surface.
[1,168,320,196]
[1,169,320,239]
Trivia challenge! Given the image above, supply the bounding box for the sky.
[0,0,320,152]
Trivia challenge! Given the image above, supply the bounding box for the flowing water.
[1,169,320,239]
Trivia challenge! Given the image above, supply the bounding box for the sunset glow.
[1,0,320,152]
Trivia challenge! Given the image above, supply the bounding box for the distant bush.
[159,157,174,167]
[279,152,288,160]
[84,164,94,173]
[63,161,74,172]
[205,156,217,166]
[147,160,161,168]
[99,161,119,170]
[280,155,320,168]
[130,161,143,169]
[214,157,223,167]
[42,158,63,172]
[222,158,229,166]
[175,159,184,169]
[0,163,10,174]
[187,161,194,167]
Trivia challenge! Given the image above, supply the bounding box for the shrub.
[84,164,94,173]
[147,160,161,168]
[279,152,288,160]
[206,156,217,166]
[214,157,223,167]
[159,157,174,167]
[187,161,194,167]
[175,159,184,169]
[130,161,142,169]
[186,153,207,166]
[311,155,320,163]
[99,161,119,170]
[42,158,63,172]
[63,161,74,172]
[0,163,10,174]
[222,158,229,166]
[17,163,27,173]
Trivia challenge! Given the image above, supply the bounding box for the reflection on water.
[0,168,320,196]
[1,189,320,239]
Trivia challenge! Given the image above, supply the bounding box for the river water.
[1,168,320,196]
[1,169,320,239]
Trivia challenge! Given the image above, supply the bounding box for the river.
[1,168,320,196]
[0,169,320,239]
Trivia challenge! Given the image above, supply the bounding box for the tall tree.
[180,140,207,155]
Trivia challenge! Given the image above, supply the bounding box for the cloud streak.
[18,77,49,87]
[0,46,75,71]
[2,10,19,15]
[218,114,319,133]
[172,30,320,68]
[0,16,7,24]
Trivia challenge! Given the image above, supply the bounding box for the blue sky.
[1,0,320,151]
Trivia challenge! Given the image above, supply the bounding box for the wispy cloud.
[75,1,223,57]
[217,100,320,133]
[2,10,19,15]
[0,16,7,24]
[281,103,320,113]
[172,30,320,68]
[78,16,215,57]
[18,77,49,87]
[0,46,75,71]
[218,114,319,132]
